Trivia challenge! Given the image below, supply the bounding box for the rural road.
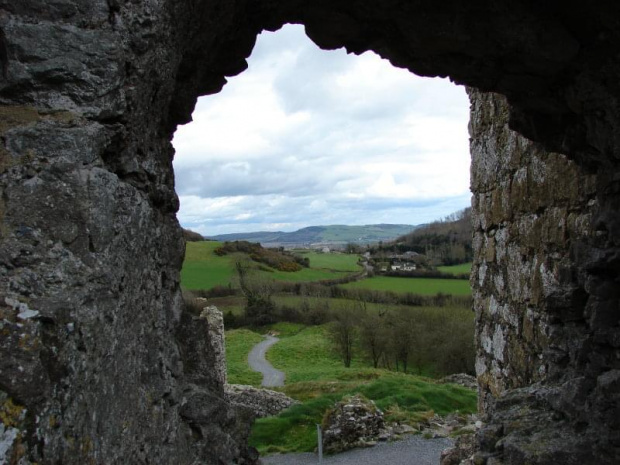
[261,435,453,465]
[248,335,285,387]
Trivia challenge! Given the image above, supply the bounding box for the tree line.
[371,207,473,266]
[328,301,475,376]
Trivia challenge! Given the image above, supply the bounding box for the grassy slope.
[251,374,477,454]
[182,242,236,290]
[246,324,476,454]
[267,325,370,384]
[437,262,472,275]
[342,276,472,295]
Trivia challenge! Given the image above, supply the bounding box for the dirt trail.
[247,335,285,387]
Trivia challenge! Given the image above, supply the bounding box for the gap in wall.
[171,22,477,458]
[171,24,471,239]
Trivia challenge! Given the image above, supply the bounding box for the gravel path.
[248,335,285,387]
[261,436,453,465]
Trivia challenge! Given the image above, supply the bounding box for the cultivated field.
[437,262,472,275]
[181,242,362,290]
[342,276,471,295]
[292,250,361,271]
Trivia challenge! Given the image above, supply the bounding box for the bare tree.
[359,311,388,368]
[328,303,361,368]
[234,260,276,325]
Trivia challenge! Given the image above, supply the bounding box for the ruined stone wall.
[470,90,619,464]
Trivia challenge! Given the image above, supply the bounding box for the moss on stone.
[0,396,25,428]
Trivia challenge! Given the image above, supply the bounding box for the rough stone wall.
[0,1,258,463]
[470,90,619,464]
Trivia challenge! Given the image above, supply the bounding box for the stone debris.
[16,309,39,320]
[439,374,477,391]
[225,384,298,418]
[320,395,480,456]
[321,394,391,454]
[440,433,477,465]
[418,413,480,439]
[0,423,19,464]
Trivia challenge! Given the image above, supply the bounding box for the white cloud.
[172,24,471,235]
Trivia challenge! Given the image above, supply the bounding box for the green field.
[268,267,355,282]
[181,241,362,290]
[438,263,472,275]
[224,324,477,455]
[342,276,471,295]
[181,242,237,289]
[293,251,361,271]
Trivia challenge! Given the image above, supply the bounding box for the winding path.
[261,435,453,465]
[248,335,285,387]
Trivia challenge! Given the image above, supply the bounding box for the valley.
[181,218,476,456]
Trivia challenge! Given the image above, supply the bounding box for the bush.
[216,241,304,272]
[277,262,303,272]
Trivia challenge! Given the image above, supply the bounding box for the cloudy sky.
[172,24,471,236]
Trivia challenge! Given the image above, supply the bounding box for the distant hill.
[377,208,472,266]
[206,224,420,247]
[206,231,285,243]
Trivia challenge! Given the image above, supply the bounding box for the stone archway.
[0,1,618,464]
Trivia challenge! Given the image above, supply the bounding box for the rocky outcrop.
[321,394,390,454]
[225,384,298,419]
[0,1,619,464]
